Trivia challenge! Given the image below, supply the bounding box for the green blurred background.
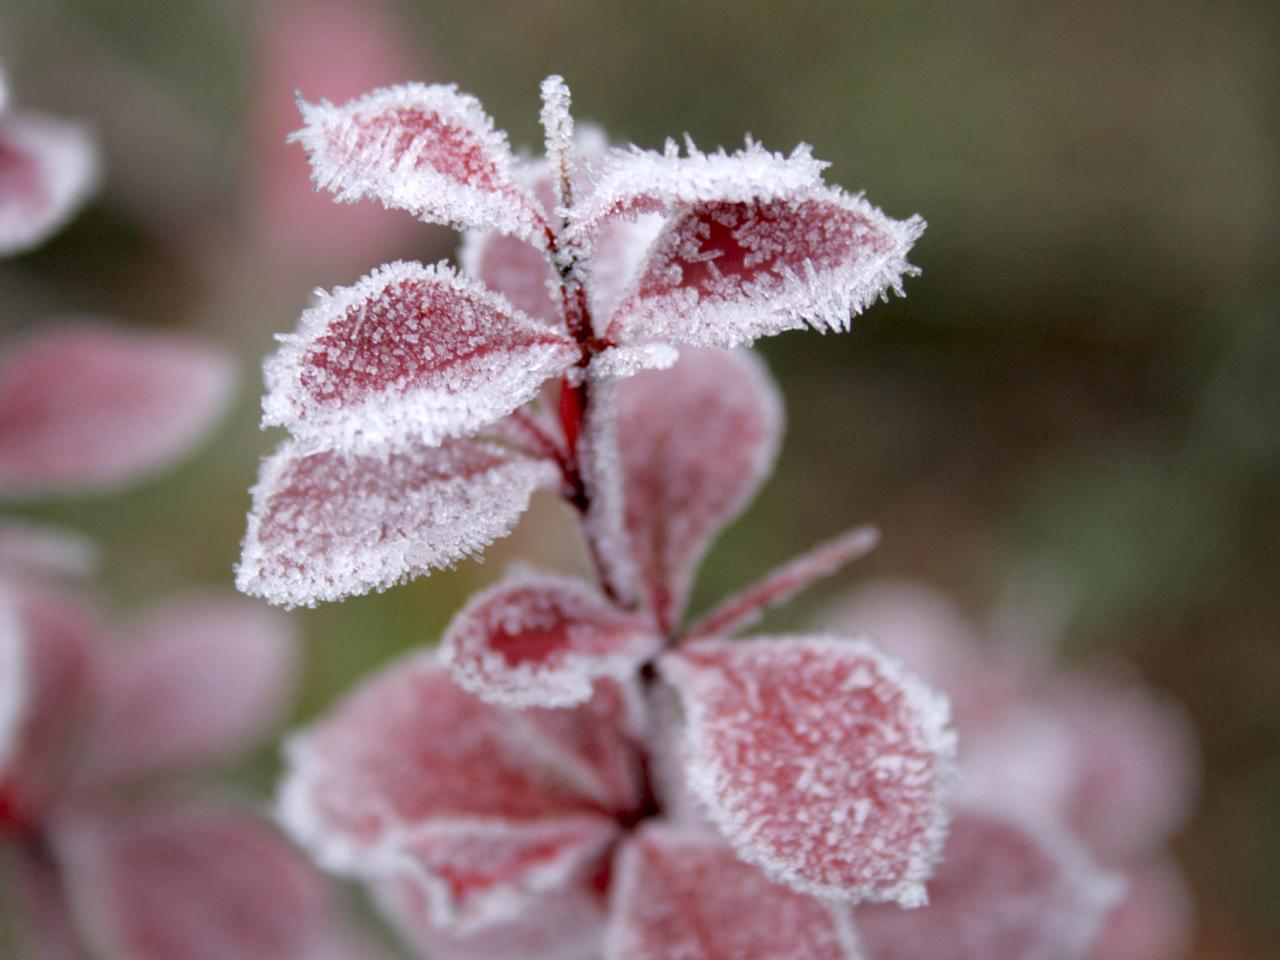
[2,1,1277,956]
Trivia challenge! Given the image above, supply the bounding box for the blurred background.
[2,0,1276,956]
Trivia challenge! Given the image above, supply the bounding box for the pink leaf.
[0,111,98,256]
[377,871,606,960]
[851,808,1120,960]
[292,83,548,244]
[0,519,97,578]
[54,804,328,960]
[441,569,662,708]
[1049,671,1199,860]
[277,654,621,931]
[660,635,956,906]
[617,347,782,632]
[606,187,924,349]
[262,260,579,452]
[1089,858,1194,960]
[686,525,880,640]
[83,593,297,783]
[7,841,81,960]
[236,437,558,607]
[458,227,560,327]
[0,325,236,498]
[605,826,859,960]
[573,139,828,243]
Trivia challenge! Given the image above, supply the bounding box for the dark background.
[2,1,1276,956]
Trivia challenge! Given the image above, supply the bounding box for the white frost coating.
[579,342,678,383]
[440,568,662,709]
[539,75,575,222]
[236,437,559,608]
[0,111,99,256]
[261,260,579,454]
[661,634,957,908]
[585,213,666,325]
[0,585,27,776]
[292,83,548,246]
[608,187,926,350]
[573,138,829,244]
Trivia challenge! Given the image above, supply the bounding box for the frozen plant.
[244,76,1115,958]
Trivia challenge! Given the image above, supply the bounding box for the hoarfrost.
[236,437,558,608]
[261,260,578,453]
[292,83,548,245]
[441,569,661,709]
[607,187,924,350]
[605,825,860,960]
[659,635,957,906]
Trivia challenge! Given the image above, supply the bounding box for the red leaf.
[292,83,548,244]
[616,347,782,632]
[459,227,560,327]
[82,593,296,783]
[660,636,956,906]
[607,187,923,349]
[262,260,579,452]
[441,570,661,708]
[0,326,236,497]
[686,525,880,640]
[851,808,1120,960]
[54,804,328,960]
[0,111,97,256]
[236,437,557,607]
[277,654,623,930]
[378,871,606,960]
[573,140,828,245]
[605,826,859,960]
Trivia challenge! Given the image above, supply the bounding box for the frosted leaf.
[959,706,1079,819]
[441,569,661,709]
[539,76,576,218]
[236,437,558,608]
[687,525,880,640]
[377,872,605,960]
[605,825,860,960]
[660,635,957,906]
[0,519,97,578]
[851,808,1120,960]
[0,587,24,777]
[458,228,560,326]
[277,654,621,931]
[262,261,578,453]
[607,187,924,349]
[617,347,782,632]
[54,804,328,960]
[0,325,236,498]
[1049,672,1199,860]
[1089,858,1194,960]
[292,83,548,244]
[0,111,98,256]
[819,580,1022,728]
[573,139,828,243]
[586,212,667,324]
[577,378,639,604]
[82,593,297,783]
